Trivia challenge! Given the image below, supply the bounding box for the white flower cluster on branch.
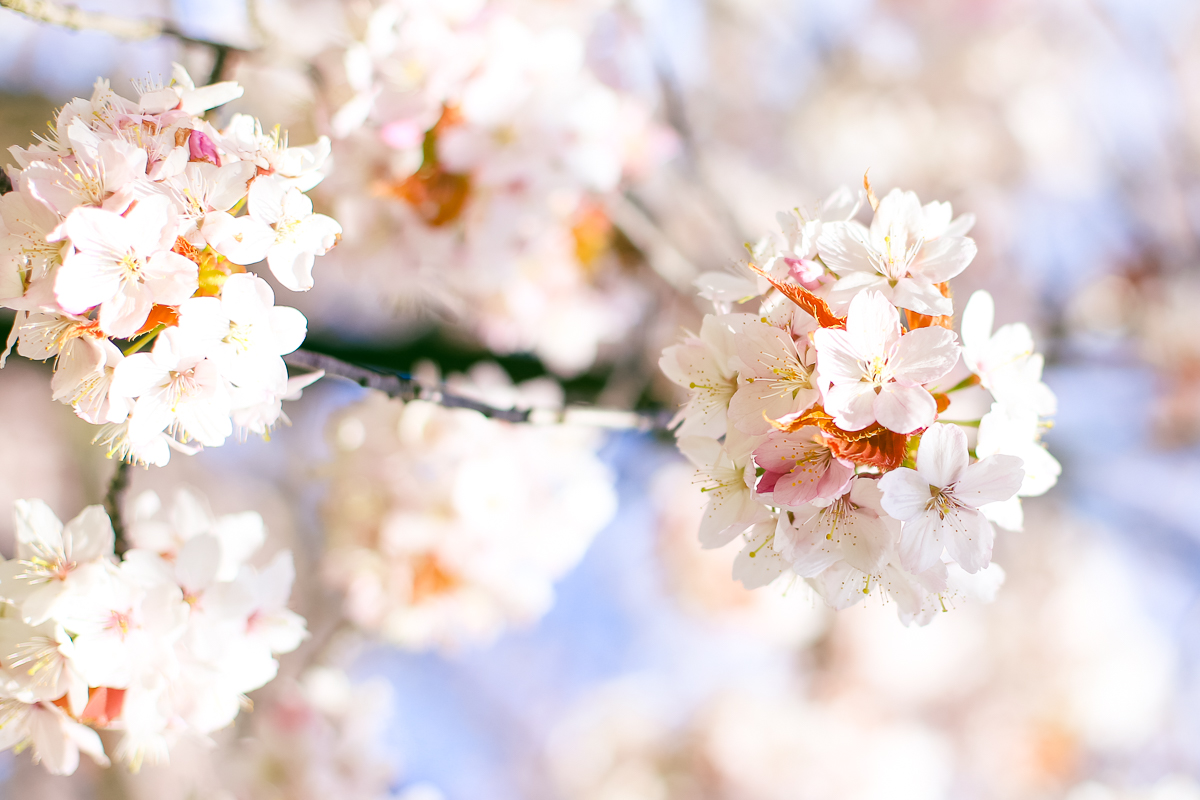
[322,0,668,374]
[0,64,340,465]
[0,489,306,775]
[662,184,1060,625]
[322,363,618,651]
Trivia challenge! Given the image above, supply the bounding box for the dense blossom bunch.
[321,0,666,374]
[322,363,617,650]
[0,65,339,465]
[0,490,306,775]
[662,185,1060,625]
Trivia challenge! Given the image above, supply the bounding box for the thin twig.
[284,349,673,432]
[103,459,131,555]
[0,0,249,51]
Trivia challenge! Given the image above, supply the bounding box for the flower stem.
[122,325,162,356]
[284,348,675,431]
[104,459,131,556]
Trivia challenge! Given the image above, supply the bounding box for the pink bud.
[187,129,222,166]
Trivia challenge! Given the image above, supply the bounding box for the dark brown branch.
[103,458,131,555]
[284,348,672,432]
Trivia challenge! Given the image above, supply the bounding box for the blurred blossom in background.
[5,0,1200,798]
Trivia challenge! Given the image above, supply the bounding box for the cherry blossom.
[0,492,306,774]
[818,188,977,315]
[878,423,1024,573]
[814,290,958,433]
[662,185,1059,624]
[0,65,340,465]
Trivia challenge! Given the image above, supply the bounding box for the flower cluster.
[318,1,668,374]
[0,490,306,775]
[662,185,1059,625]
[0,64,339,465]
[321,363,617,650]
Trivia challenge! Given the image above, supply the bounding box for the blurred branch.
[285,348,672,431]
[607,192,700,292]
[103,459,131,556]
[0,0,249,53]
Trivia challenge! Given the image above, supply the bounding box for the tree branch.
[0,0,248,52]
[103,458,131,555]
[284,349,673,432]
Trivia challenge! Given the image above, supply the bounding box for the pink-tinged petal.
[54,253,122,314]
[98,282,154,339]
[825,382,878,431]
[898,511,944,574]
[915,423,969,487]
[913,235,977,283]
[814,220,874,275]
[267,244,315,292]
[889,325,958,385]
[29,706,78,776]
[940,508,994,573]
[878,467,931,521]
[954,454,1025,507]
[815,458,856,500]
[846,290,901,358]
[813,328,864,385]
[143,251,199,305]
[874,383,937,434]
[892,276,953,316]
[772,460,829,506]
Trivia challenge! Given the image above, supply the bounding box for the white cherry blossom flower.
[248,175,341,291]
[774,477,896,576]
[52,196,198,338]
[660,314,748,438]
[960,290,1057,417]
[110,328,232,448]
[878,423,1024,574]
[728,319,820,434]
[814,290,958,433]
[817,188,977,315]
[0,500,114,625]
[0,699,109,775]
[678,432,771,548]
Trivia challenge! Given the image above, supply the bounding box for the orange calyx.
[748,263,846,329]
[133,304,180,336]
[772,404,909,471]
[903,283,954,330]
[933,392,951,414]
[571,201,614,270]
[381,104,472,227]
[80,686,126,727]
[411,553,459,604]
[825,424,909,471]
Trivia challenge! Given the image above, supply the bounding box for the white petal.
[915,423,969,487]
[954,453,1025,507]
[878,467,931,521]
